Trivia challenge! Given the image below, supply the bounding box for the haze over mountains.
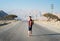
[8,9,41,20]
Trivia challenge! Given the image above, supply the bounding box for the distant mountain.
[0,10,8,18]
[8,9,41,20]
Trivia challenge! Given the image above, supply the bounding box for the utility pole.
[51,4,54,14]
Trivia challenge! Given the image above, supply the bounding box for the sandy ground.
[0,20,19,28]
[34,20,60,33]
[0,20,20,33]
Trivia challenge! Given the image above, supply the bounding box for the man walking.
[28,16,34,37]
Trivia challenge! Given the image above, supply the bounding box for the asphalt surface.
[0,21,60,41]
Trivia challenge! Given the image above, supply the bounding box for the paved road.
[0,21,60,41]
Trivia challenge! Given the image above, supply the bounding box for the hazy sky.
[0,0,60,13]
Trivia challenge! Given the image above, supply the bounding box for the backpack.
[30,19,34,25]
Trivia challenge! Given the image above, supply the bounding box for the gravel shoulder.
[34,20,60,33]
